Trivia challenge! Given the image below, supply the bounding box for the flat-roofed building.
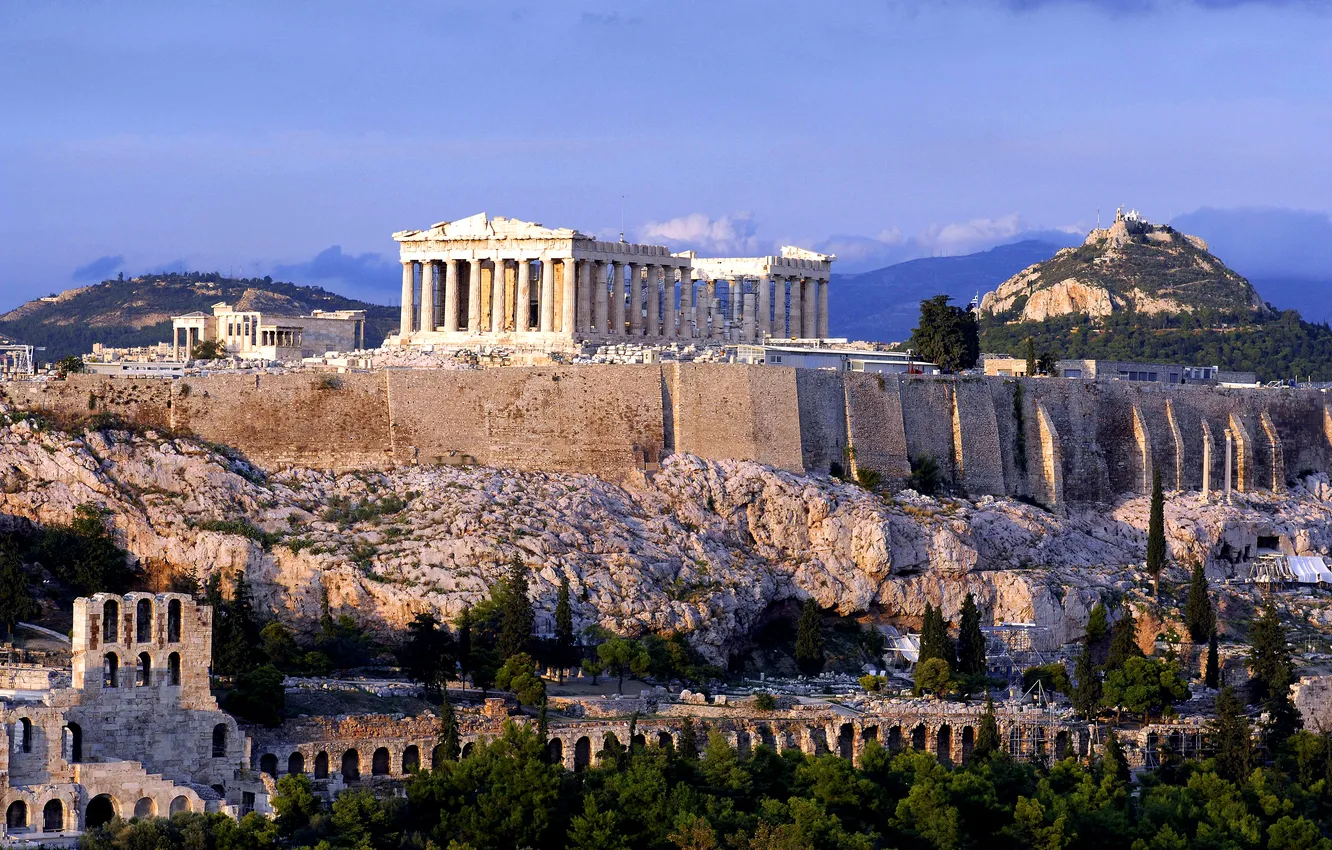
[170,303,366,362]
[737,343,939,374]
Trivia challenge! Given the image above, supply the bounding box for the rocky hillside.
[980,211,1265,323]
[5,415,1332,660]
[0,272,396,360]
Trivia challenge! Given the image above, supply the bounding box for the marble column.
[399,261,414,337]
[803,278,817,339]
[594,262,609,335]
[516,259,532,333]
[758,277,771,339]
[689,278,700,338]
[540,258,555,333]
[629,263,643,336]
[612,262,626,335]
[730,279,743,339]
[817,278,829,339]
[788,277,802,338]
[443,260,460,332]
[467,260,482,333]
[664,268,678,339]
[561,259,577,335]
[421,261,437,332]
[491,259,507,333]
[577,259,592,335]
[707,280,721,339]
[646,265,660,338]
[742,292,757,342]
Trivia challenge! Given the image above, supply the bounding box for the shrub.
[753,692,777,710]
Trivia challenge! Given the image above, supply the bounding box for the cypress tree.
[1071,640,1101,720]
[678,717,699,760]
[1205,630,1220,689]
[1024,336,1037,377]
[1184,561,1215,643]
[1085,602,1110,647]
[498,557,534,662]
[554,574,575,682]
[437,694,460,763]
[1146,467,1166,596]
[1102,731,1130,784]
[1106,607,1142,672]
[457,605,472,687]
[1248,598,1291,704]
[957,592,986,675]
[795,599,825,676]
[919,603,956,668]
[1210,685,1252,782]
[973,693,1000,760]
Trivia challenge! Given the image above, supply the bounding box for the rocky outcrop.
[2,419,1331,660]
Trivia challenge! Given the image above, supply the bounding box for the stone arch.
[402,745,420,773]
[103,652,119,688]
[7,800,28,830]
[1055,730,1070,761]
[961,726,975,763]
[656,731,673,749]
[937,725,952,765]
[1032,726,1047,761]
[1078,729,1090,758]
[42,799,64,832]
[167,599,182,643]
[212,724,228,758]
[136,598,153,644]
[755,725,776,749]
[837,723,854,760]
[133,797,156,819]
[461,742,475,759]
[600,732,622,762]
[372,747,390,776]
[18,717,32,753]
[86,794,117,829]
[169,796,190,816]
[314,751,329,779]
[288,752,305,775]
[632,733,647,750]
[887,726,902,752]
[103,600,119,643]
[168,652,181,686]
[547,738,563,765]
[259,753,278,777]
[63,723,82,763]
[910,724,926,751]
[136,652,151,687]
[341,749,360,781]
[574,736,591,771]
[432,744,446,769]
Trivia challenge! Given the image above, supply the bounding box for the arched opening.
[1032,726,1047,762]
[461,742,474,759]
[42,799,63,832]
[657,731,673,750]
[341,749,360,781]
[86,795,116,829]
[838,723,854,760]
[431,744,445,769]
[168,653,181,686]
[314,751,329,779]
[136,652,151,687]
[212,724,227,758]
[103,653,119,688]
[937,725,953,765]
[632,733,647,750]
[1056,730,1070,761]
[169,797,190,816]
[167,599,182,643]
[7,801,27,830]
[372,747,390,776]
[136,599,152,643]
[910,724,926,751]
[887,726,902,752]
[756,725,776,749]
[103,600,119,643]
[259,753,278,777]
[1078,730,1090,758]
[547,738,563,765]
[287,752,305,775]
[18,717,32,753]
[861,725,879,747]
[402,745,420,773]
[600,732,621,763]
[1008,726,1021,757]
[63,723,82,763]
[574,736,591,771]
[961,727,975,763]
[133,797,155,819]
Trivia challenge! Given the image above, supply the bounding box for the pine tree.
[1146,467,1166,596]
[1071,640,1101,720]
[794,599,825,676]
[957,592,986,675]
[437,694,460,763]
[973,693,1000,760]
[1106,607,1142,672]
[554,575,575,682]
[457,605,473,687]
[1102,731,1130,784]
[1210,685,1252,782]
[216,571,261,676]
[498,557,534,662]
[1184,561,1215,643]
[678,717,699,760]
[1205,630,1220,689]
[1248,598,1291,704]
[1085,602,1110,647]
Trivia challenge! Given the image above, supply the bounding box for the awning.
[1288,556,1332,584]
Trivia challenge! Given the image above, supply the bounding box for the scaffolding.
[0,344,35,378]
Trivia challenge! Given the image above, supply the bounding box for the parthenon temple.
[392,213,835,346]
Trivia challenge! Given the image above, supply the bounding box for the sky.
[3,0,1332,307]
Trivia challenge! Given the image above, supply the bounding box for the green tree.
[1183,561,1215,643]
[1100,656,1188,724]
[457,605,472,686]
[1022,662,1071,695]
[1205,629,1220,689]
[553,574,575,682]
[918,603,956,668]
[915,657,953,698]
[1071,640,1101,720]
[677,717,699,760]
[1025,336,1037,377]
[567,797,626,850]
[956,592,986,675]
[214,571,262,677]
[973,693,1001,760]
[794,599,825,676]
[495,651,546,707]
[596,636,650,695]
[190,339,223,360]
[909,294,980,372]
[1105,607,1142,672]
[222,664,285,726]
[1210,685,1252,782]
[1248,598,1292,704]
[271,773,320,835]
[1037,350,1058,376]
[437,694,461,763]
[259,622,299,670]
[55,354,85,376]
[401,613,455,697]
[1102,731,1130,784]
[497,557,534,662]
[0,543,39,638]
[1085,602,1110,647]
[1146,467,1166,596]
[907,455,942,496]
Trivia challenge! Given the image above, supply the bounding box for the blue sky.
[3,0,1331,307]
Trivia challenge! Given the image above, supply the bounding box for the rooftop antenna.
[619,195,626,243]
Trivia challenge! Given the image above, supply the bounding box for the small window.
[168,652,181,686]
[18,717,32,753]
[104,653,119,688]
[212,724,227,758]
[103,600,119,643]
[136,652,151,687]
[167,599,182,643]
[136,599,152,643]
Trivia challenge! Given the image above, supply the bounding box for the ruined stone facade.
[0,594,266,843]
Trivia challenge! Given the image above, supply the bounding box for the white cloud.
[638,212,765,256]
[921,213,1025,255]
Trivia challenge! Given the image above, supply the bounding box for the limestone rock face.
[2,420,1330,661]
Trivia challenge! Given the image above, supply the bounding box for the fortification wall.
[9,375,174,431]
[669,364,804,473]
[842,373,911,487]
[898,377,958,486]
[951,378,1005,497]
[794,369,847,476]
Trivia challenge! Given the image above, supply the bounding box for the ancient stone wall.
[951,378,1005,497]
[669,364,804,473]
[842,373,911,487]
[794,369,847,476]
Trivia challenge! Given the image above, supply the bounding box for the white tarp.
[1288,556,1332,584]
[889,633,920,664]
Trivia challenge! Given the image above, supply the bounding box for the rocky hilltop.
[980,209,1265,323]
[4,415,1332,659]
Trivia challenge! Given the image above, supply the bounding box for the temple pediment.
[394,213,589,242]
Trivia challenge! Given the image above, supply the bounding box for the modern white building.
[736,344,940,374]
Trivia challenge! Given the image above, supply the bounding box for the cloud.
[1002,0,1321,11]
[638,212,765,257]
[1170,207,1332,279]
[71,255,124,281]
[817,215,1083,273]
[580,11,642,26]
[271,245,398,303]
